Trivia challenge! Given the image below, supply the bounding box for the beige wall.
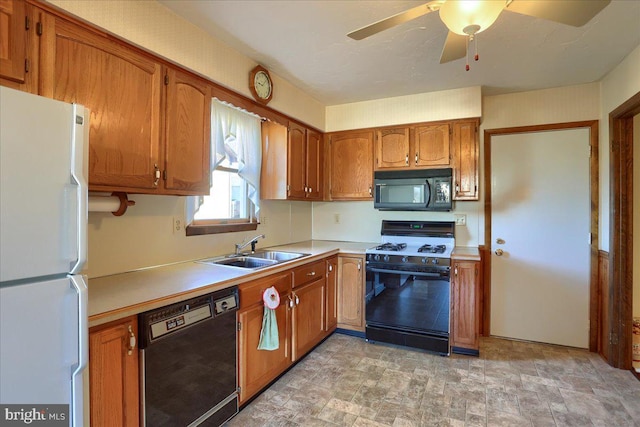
[45,0,323,278]
[600,44,640,252]
[325,86,482,132]
[47,0,325,130]
[315,83,600,247]
[86,198,311,278]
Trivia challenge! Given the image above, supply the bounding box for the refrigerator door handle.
[70,275,88,427]
[70,106,88,274]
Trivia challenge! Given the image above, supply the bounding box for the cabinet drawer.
[239,272,292,308]
[292,260,325,288]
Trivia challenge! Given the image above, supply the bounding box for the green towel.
[257,307,279,351]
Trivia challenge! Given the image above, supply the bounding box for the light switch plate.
[454,214,466,226]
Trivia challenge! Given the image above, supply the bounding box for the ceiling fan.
[348,0,611,69]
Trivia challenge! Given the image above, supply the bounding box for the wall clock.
[249,65,273,105]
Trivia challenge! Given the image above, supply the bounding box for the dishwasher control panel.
[150,303,212,340]
[139,286,239,347]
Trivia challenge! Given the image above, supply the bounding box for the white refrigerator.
[0,86,88,426]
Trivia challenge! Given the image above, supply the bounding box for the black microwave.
[373,168,453,211]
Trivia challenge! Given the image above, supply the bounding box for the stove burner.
[375,243,407,251]
[418,244,446,254]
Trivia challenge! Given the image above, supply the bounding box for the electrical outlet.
[334,213,341,224]
[454,214,466,226]
[173,216,182,234]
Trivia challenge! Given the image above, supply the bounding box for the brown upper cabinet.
[39,15,211,195]
[375,123,450,170]
[327,130,374,200]
[261,121,323,201]
[0,0,26,84]
[0,0,39,93]
[1,3,210,196]
[451,119,479,200]
[163,67,211,195]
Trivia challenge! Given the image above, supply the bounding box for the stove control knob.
[401,257,408,263]
[374,254,380,261]
[421,258,427,264]
[432,259,439,264]
[383,255,390,262]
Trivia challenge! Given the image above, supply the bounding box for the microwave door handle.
[425,180,431,207]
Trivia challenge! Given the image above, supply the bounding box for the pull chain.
[466,36,470,71]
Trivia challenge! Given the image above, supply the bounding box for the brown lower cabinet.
[451,260,481,355]
[237,258,334,405]
[89,316,139,427]
[337,254,365,332]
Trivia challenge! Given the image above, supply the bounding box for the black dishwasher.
[139,287,238,427]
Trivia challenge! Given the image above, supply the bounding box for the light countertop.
[88,240,375,327]
[451,247,481,261]
[88,240,481,327]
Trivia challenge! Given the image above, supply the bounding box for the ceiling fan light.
[440,0,505,35]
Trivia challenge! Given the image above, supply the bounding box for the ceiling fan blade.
[440,31,467,64]
[505,0,611,27]
[347,1,443,40]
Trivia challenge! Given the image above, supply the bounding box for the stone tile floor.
[227,333,640,427]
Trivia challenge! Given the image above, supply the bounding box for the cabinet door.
[89,316,139,427]
[337,255,364,331]
[0,0,26,84]
[414,124,450,167]
[329,131,373,200]
[305,129,323,200]
[238,299,291,404]
[451,120,479,200]
[40,17,162,191]
[451,261,481,353]
[375,127,410,169]
[163,67,211,195]
[291,278,325,361]
[326,256,338,332]
[287,122,307,199]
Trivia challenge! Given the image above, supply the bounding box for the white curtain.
[211,99,262,215]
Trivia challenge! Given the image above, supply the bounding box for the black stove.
[365,220,455,356]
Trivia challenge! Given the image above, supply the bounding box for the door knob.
[495,249,504,256]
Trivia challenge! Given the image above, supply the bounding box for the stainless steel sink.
[197,250,308,270]
[249,250,309,262]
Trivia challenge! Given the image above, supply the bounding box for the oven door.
[365,264,450,355]
[374,178,429,210]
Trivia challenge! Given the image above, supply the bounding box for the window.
[186,99,262,235]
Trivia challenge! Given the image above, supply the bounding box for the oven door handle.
[366,266,449,279]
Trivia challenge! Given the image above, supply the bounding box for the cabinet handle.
[153,164,161,187]
[454,266,458,275]
[295,295,300,306]
[357,262,361,271]
[308,187,312,193]
[368,186,372,196]
[455,183,460,195]
[328,265,333,272]
[127,325,136,356]
[307,271,316,276]
[288,296,294,308]
[415,153,418,165]
[405,154,409,165]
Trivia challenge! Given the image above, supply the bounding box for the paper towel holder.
[111,192,135,216]
[88,192,136,216]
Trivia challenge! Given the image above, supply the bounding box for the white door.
[490,128,590,348]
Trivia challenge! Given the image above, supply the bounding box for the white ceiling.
[158,0,640,106]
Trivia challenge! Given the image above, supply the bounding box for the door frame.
[608,91,640,369]
[483,121,599,351]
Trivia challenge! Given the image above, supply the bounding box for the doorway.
[608,91,640,369]
[484,121,599,351]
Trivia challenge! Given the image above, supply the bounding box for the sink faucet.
[235,234,265,254]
